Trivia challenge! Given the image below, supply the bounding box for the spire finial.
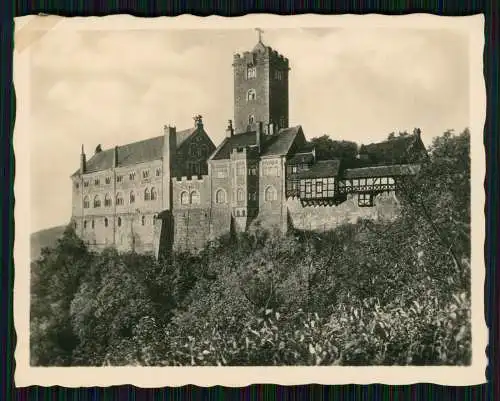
[255,27,264,43]
[81,144,84,154]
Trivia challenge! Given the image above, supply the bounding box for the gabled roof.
[261,126,303,157]
[297,160,341,179]
[343,164,421,179]
[358,133,424,165]
[72,126,200,176]
[210,125,303,161]
[210,131,257,161]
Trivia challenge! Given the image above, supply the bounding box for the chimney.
[113,146,118,168]
[162,125,177,210]
[80,145,86,174]
[226,120,234,138]
[256,121,263,152]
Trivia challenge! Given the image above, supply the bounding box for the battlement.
[174,175,208,183]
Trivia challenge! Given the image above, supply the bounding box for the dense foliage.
[30,130,471,366]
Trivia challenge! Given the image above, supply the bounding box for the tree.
[310,135,358,161]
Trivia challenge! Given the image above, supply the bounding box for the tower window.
[275,70,283,80]
[247,89,256,101]
[237,188,245,202]
[279,116,286,128]
[180,191,189,205]
[215,189,227,204]
[248,115,255,125]
[247,65,256,79]
[190,190,200,205]
[265,186,278,202]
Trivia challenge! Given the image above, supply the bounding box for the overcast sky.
[26,25,470,232]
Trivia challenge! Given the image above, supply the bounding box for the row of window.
[83,187,158,209]
[247,115,286,128]
[246,65,284,80]
[339,177,396,187]
[77,168,161,189]
[213,166,258,178]
[179,187,275,205]
[80,214,158,230]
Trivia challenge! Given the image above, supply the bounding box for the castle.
[70,32,427,257]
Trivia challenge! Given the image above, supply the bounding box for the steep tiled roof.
[343,164,421,179]
[210,131,258,160]
[210,125,303,161]
[261,126,302,157]
[297,160,341,179]
[73,127,198,176]
[358,134,422,165]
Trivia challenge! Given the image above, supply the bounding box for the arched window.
[91,219,95,229]
[190,190,200,205]
[116,192,124,206]
[83,220,87,229]
[141,215,145,226]
[237,188,245,202]
[104,193,112,207]
[117,217,122,227]
[180,191,189,205]
[104,217,108,227]
[236,210,241,217]
[144,188,150,201]
[83,196,90,209]
[247,89,256,101]
[265,186,277,202]
[248,115,255,125]
[155,168,161,177]
[215,189,226,204]
[130,191,135,204]
[242,210,246,217]
[93,195,101,208]
[151,187,157,201]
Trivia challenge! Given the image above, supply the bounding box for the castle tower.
[232,28,290,134]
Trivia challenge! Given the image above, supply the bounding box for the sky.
[24,24,471,232]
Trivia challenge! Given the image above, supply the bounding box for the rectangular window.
[142,170,150,179]
[292,166,298,174]
[105,177,111,184]
[116,175,123,183]
[358,193,374,207]
[155,168,161,177]
[315,181,323,195]
[94,178,100,186]
[129,172,135,181]
[275,70,283,80]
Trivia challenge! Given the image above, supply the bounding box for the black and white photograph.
[14,14,486,386]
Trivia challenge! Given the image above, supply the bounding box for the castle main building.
[71,34,427,257]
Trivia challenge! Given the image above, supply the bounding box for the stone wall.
[286,191,401,232]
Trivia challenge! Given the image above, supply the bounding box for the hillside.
[31,225,67,260]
